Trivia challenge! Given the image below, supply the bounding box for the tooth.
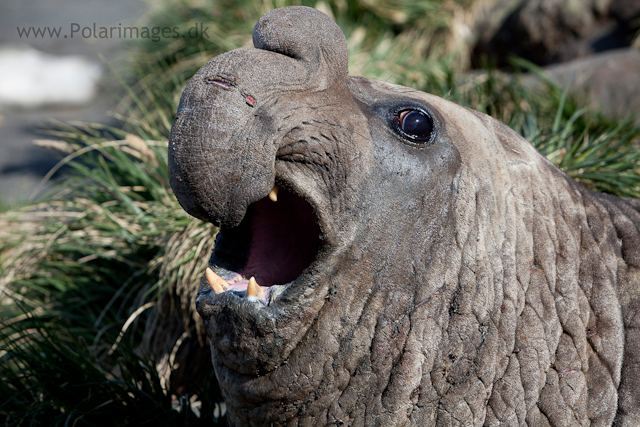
[268,184,279,202]
[205,267,227,293]
[246,276,265,299]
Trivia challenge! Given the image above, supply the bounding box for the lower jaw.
[203,264,290,306]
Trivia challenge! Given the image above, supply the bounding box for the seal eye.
[395,110,434,142]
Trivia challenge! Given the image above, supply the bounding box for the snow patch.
[0,45,102,108]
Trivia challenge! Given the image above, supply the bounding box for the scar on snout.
[212,80,232,88]
[204,74,236,89]
[244,94,256,107]
[203,74,255,107]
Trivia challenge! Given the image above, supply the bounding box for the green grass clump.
[1,316,217,426]
[0,125,222,425]
[2,0,640,424]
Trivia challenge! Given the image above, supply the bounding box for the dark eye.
[395,110,434,142]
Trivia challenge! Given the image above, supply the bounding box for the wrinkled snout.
[168,6,348,227]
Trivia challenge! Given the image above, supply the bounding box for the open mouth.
[202,184,323,305]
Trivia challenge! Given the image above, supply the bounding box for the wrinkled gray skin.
[168,7,640,426]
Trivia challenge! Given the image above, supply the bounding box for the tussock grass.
[0,126,220,425]
[2,0,640,424]
[1,315,215,426]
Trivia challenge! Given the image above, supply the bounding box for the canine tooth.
[205,267,227,293]
[246,276,265,299]
[268,184,279,202]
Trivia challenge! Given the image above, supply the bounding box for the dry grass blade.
[109,301,157,355]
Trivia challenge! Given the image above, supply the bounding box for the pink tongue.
[226,279,249,292]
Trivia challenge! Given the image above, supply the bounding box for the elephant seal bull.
[168,6,640,426]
